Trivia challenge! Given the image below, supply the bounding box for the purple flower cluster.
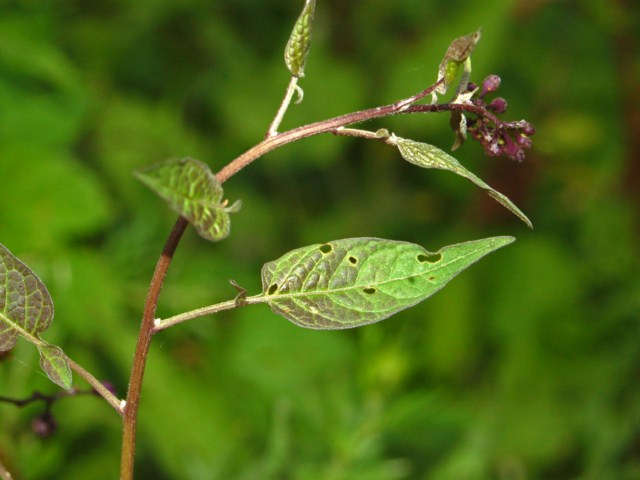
[466,75,535,162]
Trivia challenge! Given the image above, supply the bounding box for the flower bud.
[487,97,508,114]
[521,122,536,136]
[480,74,501,97]
[516,133,532,149]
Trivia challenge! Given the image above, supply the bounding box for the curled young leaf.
[0,243,72,389]
[434,29,481,98]
[392,136,533,228]
[284,0,316,77]
[134,158,241,242]
[261,236,514,329]
[38,343,72,390]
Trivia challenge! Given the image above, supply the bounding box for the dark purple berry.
[32,413,57,438]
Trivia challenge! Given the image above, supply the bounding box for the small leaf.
[434,30,481,98]
[284,0,316,77]
[393,136,533,228]
[260,236,514,329]
[0,243,72,389]
[134,158,241,242]
[38,343,72,390]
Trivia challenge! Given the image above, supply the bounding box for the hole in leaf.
[319,244,332,254]
[363,287,376,295]
[417,253,442,264]
[267,284,278,295]
[348,256,357,265]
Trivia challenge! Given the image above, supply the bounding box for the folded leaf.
[434,30,481,98]
[261,236,514,329]
[38,343,72,390]
[135,158,241,242]
[0,243,72,389]
[393,136,533,228]
[284,0,316,77]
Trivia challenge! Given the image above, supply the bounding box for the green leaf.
[38,343,72,390]
[284,0,316,77]
[393,136,533,228]
[134,158,241,242]
[260,236,514,329]
[0,243,72,389]
[434,30,481,98]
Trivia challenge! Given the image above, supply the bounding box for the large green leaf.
[134,158,241,242]
[260,236,514,329]
[393,136,533,228]
[0,243,72,389]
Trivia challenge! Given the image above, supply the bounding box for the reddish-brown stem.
[216,80,445,183]
[119,216,189,480]
[118,78,482,478]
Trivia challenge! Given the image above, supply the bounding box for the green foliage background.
[1,0,639,478]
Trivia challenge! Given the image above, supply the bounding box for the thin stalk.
[119,216,189,480]
[67,357,124,414]
[266,76,300,137]
[153,295,265,332]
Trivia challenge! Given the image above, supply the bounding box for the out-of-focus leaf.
[284,0,316,77]
[393,136,533,228]
[260,236,514,329]
[0,243,71,389]
[134,158,241,242]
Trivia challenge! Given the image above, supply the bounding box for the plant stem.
[153,295,265,332]
[266,76,300,137]
[216,80,445,182]
[0,459,13,480]
[119,216,189,480]
[119,77,485,478]
[67,357,124,414]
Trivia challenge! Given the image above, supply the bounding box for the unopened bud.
[480,75,501,97]
[488,97,508,114]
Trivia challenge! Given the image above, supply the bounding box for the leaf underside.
[394,137,533,228]
[261,236,514,329]
[134,158,240,242]
[0,243,71,389]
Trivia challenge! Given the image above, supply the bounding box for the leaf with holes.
[134,158,241,242]
[393,136,533,228]
[0,243,72,389]
[260,236,514,329]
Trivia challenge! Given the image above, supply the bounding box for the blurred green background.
[1,0,639,478]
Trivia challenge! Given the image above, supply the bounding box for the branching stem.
[217,80,446,182]
[120,76,493,478]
